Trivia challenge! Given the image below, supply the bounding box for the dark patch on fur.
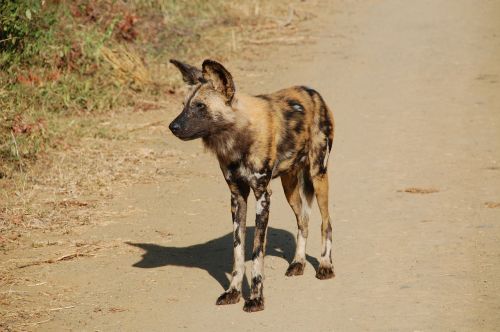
[226,168,251,199]
[185,84,202,109]
[300,85,317,97]
[227,162,239,173]
[252,275,263,285]
[277,127,296,157]
[293,116,304,132]
[261,159,272,174]
[170,59,205,85]
[251,275,263,294]
[302,169,315,200]
[252,245,262,260]
[233,224,241,247]
[317,94,334,142]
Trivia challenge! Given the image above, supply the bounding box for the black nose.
[169,122,181,134]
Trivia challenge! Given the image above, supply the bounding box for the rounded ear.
[202,59,235,103]
[170,59,204,85]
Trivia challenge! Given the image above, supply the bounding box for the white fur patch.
[230,243,245,288]
[234,244,244,260]
[256,195,266,215]
[254,172,266,179]
[320,218,333,265]
[252,251,263,276]
[238,166,253,179]
[294,232,307,262]
[320,238,333,266]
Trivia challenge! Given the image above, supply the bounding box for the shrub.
[0,0,57,68]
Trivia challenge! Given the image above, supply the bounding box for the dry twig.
[398,187,439,194]
[17,251,97,269]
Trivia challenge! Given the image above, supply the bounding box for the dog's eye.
[194,102,206,110]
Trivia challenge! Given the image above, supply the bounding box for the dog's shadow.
[127,227,319,292]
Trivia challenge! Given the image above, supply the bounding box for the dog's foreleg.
[243,185,271,312]
[216,179,249,305]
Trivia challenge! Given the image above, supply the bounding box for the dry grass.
[100,45,152,88]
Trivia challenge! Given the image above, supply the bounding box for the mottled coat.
[169,59,335,312]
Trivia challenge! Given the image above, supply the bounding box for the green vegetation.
[1,0,291,178]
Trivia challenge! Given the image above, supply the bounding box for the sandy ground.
[2,0,500,330]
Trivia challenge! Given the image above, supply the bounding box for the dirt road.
[5,0,500,330]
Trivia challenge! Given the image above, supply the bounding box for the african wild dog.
[169,59,335,312]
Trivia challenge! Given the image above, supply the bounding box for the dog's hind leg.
[309,98,335,280]
[281,168,314,276]
[311,172,335,280]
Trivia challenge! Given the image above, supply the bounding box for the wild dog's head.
[169,59,236,140]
